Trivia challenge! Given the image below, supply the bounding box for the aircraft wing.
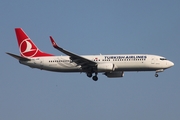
[50,36,97,69]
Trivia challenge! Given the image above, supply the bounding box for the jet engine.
[97,63,115,72]
[104,71,124,78]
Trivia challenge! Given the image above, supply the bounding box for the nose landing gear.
[155,73,158,77]
[155,69,164,77]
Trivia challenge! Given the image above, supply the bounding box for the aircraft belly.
[114,62,158,71]
[21,59,165,73]
[45,68,82,72]
[42,62,82,72]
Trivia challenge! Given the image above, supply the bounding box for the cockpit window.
[160,58,167,60]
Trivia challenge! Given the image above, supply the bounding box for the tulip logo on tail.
[19,39,38,57]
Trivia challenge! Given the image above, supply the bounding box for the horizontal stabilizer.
[6,52,30,61]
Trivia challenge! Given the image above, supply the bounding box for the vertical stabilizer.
[15,28,53,57]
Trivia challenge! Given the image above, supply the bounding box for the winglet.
[50,36,58,48]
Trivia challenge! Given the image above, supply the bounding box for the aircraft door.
[151,58,155,64]
[151,57,160,66]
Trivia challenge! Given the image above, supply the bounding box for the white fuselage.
[8,28,174,80]
[20,54,174,73]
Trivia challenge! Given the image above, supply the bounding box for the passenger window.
[160,58,167,60]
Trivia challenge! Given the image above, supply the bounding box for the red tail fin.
[15,28,53,57]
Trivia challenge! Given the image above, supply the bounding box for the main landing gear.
[87,72,92,78]
[92,75,98,81]
[87,72,98,81]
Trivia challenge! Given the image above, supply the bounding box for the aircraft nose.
[168,61,174,67]
[170,61,174,67]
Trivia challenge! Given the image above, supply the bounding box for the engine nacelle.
[104,71,124,78]
[97,63,115,72]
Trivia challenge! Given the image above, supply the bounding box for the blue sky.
[1,0,180,120]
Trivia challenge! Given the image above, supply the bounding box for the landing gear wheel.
[92,76,98,81]
[155,74,158,77]
[87,73,92,78]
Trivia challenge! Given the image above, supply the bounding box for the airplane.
[6,28,174,81]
